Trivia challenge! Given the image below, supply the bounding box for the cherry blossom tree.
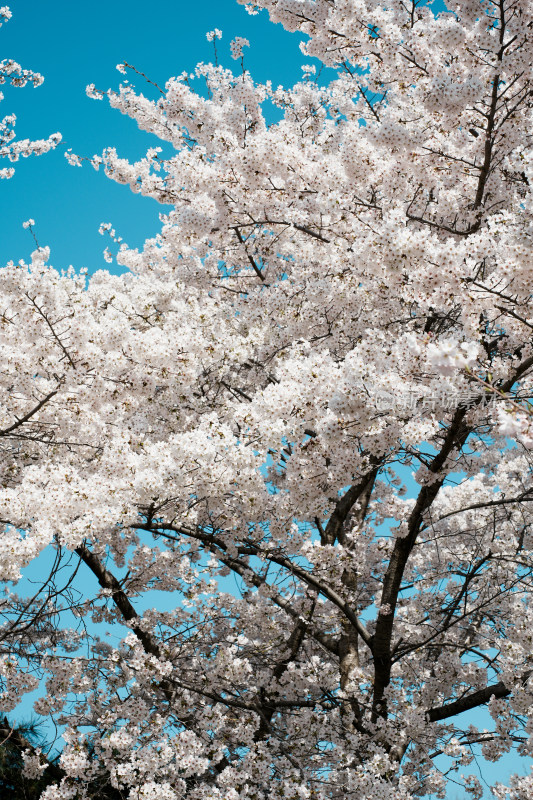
[2,0,533,797]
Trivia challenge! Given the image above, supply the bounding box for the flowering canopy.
[2,0,533,798]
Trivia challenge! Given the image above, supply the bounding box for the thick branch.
[0,389,59,437]
[426,673,533,722]
[322,464,380,546]
[75,544,161,658]
[371,405,471,719]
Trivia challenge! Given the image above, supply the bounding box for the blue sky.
[2,1,531,796]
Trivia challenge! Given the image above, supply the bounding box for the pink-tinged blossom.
[22,749,48,780]
[230,36,250,59]
[427,339,479,376]
[496,407,533,448]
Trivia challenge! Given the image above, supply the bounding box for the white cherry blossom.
[3,0,533,798]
